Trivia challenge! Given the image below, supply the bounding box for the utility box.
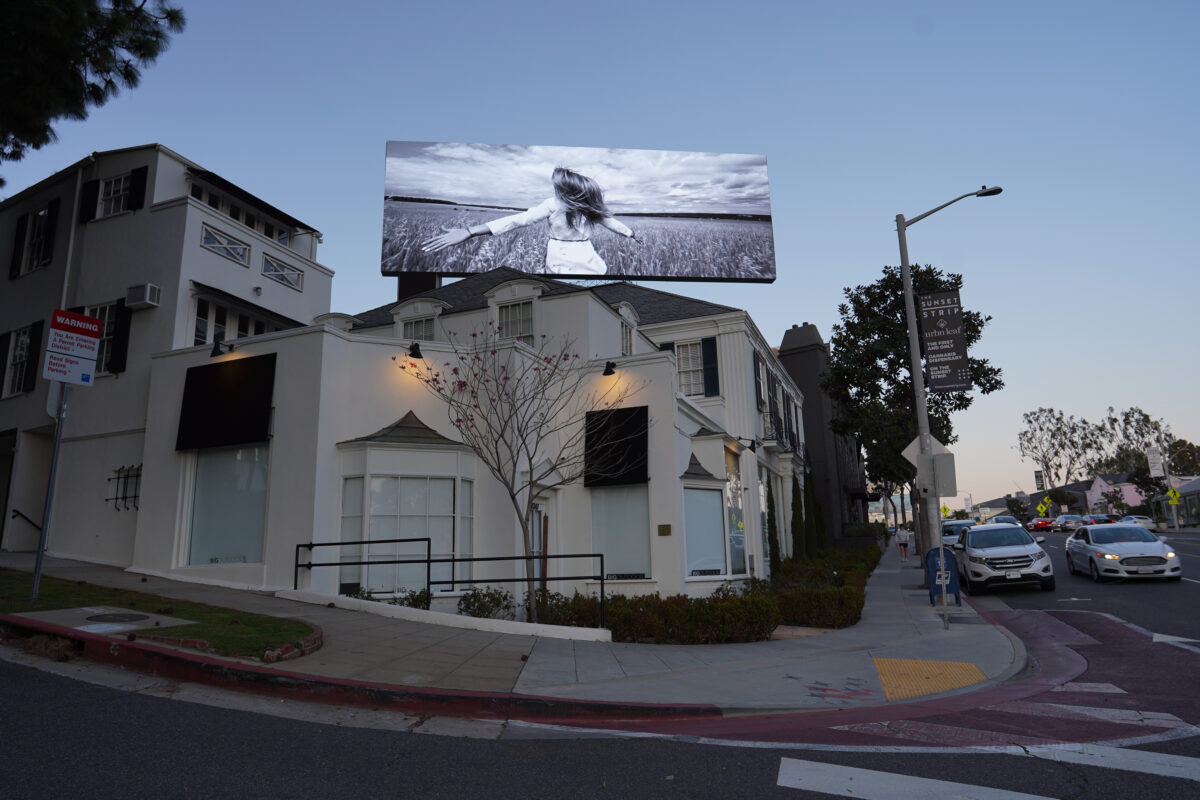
[925,546,961,606]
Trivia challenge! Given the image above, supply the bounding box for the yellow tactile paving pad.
[873,657,987,701]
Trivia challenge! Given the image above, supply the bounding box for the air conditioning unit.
[125,283,161,310]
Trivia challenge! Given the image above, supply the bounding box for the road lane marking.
[1015,744,1200,783]
[776,757,1054,798]
[1050,682,1125,694]
[1152,633,1200,644]
[984,701,1189,729]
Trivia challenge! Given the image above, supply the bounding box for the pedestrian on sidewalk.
[896,527,910,561]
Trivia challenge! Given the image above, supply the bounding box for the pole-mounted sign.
[917,289,972,392]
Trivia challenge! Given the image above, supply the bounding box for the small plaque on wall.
[657,524,672,537]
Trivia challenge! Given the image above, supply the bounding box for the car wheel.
[1089,560,1104,583]
[1066,552,1076,575]
[1041,576,1056,592]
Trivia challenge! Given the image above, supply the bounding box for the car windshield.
[1091,526,1158,544]
[967,528,1035,548]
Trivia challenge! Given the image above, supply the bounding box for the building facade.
[2,148,807,607]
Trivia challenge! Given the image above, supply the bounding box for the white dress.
[485,196,632,276]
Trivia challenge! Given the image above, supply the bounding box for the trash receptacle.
[925,546,961,606]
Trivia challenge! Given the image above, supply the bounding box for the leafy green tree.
[823,264,1003,552]
[0,1,186,185]
[1005,495,1029,518]
[1016,407,1095,489]
[766,481,781,575]
[790,473,804,559]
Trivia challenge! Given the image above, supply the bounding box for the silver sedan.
[1065,524,1183,582]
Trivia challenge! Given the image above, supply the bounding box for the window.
[201,224,251,266]
[10,200,60,278]
[188,445,268,565]
[684,450,747,578]
[403,317,435,341]
[193,298,278,346]
[340,476,473,594]
[262,254,303,290]
[591,485,650,579]
[84,302,119,375]
[99,174,131,217]
[621,321,633,356]
[497,301,532,344]
[3,326,32,398]
[677,341,704,396]
[725,449,747,574]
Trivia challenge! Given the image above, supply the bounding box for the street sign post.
[32,310,102,599]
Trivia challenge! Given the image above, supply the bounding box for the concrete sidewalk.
[0,542,1025,721]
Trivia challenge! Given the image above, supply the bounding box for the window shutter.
[701,336,719,397]
[753,351,764,410]
[107,300,133,374]
[79,180,99,223]
[22,321,44,393]
[128,166,149,211]
[0,332,10,388]
[42,198,60,262]
[9,213,28,279]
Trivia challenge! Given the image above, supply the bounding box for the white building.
[2,146,807,607]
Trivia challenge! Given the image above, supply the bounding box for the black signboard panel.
[917,289,972,392]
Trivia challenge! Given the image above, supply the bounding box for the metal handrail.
[294,542,607,628]
[10,509,41,531]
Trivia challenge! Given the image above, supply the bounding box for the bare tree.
[396,322,643,621]
[1016,407,1094,489]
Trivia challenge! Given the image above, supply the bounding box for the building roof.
[350,267,741,331]
[341,410,461,447]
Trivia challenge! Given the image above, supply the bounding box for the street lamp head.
[975,185,1003,197]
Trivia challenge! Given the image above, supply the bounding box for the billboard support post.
[895,186,1002,627]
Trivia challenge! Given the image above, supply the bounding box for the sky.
[3,0,1198,508]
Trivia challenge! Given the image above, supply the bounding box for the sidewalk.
[0,542,1025,723]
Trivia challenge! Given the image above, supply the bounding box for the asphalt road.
[997,530,1200,641]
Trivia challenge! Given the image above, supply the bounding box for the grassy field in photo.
[381,200,776,280]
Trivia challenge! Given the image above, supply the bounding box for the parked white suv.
[954,523,1055,594]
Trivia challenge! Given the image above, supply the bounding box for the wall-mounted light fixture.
[602,361,617,376]
[408,341,423,359]
[210,339,235,358]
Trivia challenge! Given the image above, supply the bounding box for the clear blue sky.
[4,0,1197,506]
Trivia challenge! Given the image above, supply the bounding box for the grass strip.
[0,567,314,659]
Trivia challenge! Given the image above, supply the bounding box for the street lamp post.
[896,186,1002,564]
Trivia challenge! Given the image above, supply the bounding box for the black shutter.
[79,180,99,223]
[701,336,719,397]
[127,166,149,211]
[22,320,44,393]
[107,300,133,374]
[177,354,277,450]
[753,351,764,410]
[584,406,649,487]
[658,342,674,352]
[0,332,9,388]
[9,214,28,279]
[41,198,60,263]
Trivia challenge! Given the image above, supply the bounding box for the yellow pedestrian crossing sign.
[1036,502,1047,515]
[1168,487,1181,505]
[941,505,951,517]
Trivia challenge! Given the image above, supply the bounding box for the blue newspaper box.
[925,546,961,606]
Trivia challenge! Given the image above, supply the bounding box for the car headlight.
[1031,549,1047,561]
[968,555,987,564]
[1166,551,1177,559]
[1097,552,1120,560]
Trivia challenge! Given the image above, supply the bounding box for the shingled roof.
[351,268,740,331]
[341,410,462,447]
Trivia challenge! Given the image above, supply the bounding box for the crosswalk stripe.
[1016,744,1200,783]
[986,701,1189,728]
[776,757,1054,798]
[832,719,1047,746]
[1049,682,1125,694]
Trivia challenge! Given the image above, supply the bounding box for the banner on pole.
[917,289,972,392]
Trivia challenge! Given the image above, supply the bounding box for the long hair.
[552,167,609,228]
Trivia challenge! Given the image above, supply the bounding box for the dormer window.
[403,317,435,340]
[498,301,533,345]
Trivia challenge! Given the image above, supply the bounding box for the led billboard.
[382,141,775,282]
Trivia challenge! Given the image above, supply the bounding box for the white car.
[1065,524,1183,582]
[953,523,1055,594]
[1118,515,1156,531]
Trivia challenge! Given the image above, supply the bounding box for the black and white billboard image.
[382,141,776,282]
